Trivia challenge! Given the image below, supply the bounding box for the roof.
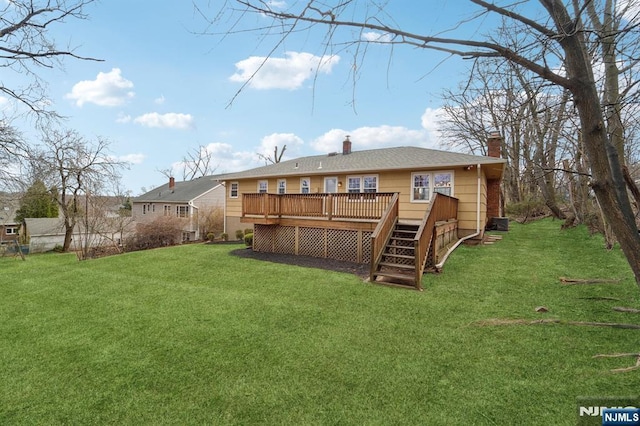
[133,175,223,203]
[23,218,66,236]
[218,146,506,180]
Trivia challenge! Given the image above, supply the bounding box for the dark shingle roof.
[218,146,506,180]
[133,175,223,203]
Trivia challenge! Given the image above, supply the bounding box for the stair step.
[382,253,415,260]
[389,236,414,242]
[372,271,417,285]
[379,261,415,270]
[386,243,415,250]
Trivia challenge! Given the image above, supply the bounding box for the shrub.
[244,232,253,247]
[505,197,547,223]
[244,228,253,235]
[125,217,183,252]
[206,232,215,241]
[221,233,228,241]
[235,230,244,240]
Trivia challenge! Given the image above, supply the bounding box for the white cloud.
[310,125,434,153]
[257,133,304,162]
[65,68,135,107]
[230,51,340,90]
[119,153,145,164]
[116,113,132,123]
[154,95,166,105]
[133,112,194,130]
[362,31,393,43]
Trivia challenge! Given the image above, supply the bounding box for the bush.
[125,217,183,252]
[244,232,253,247]
[221,233,228,241]
[505,197,547,223]
[235,230,244,240]
[244,228,253,235]
[206,232,215,241]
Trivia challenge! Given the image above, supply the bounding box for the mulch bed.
[230,248,370,279]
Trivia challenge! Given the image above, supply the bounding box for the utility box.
[489,217,509,231]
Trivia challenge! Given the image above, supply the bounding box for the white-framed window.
[324,177,338,193]
[277,179,286,194]
[177,205,189,218]
[257,180,268,193]
[6,227,18,235]
[300,177,310,194]
[347,175,378,193]
[411,171,454,202]
[163,205,172,216]
[230,182,239,198]
[434,172,453,196]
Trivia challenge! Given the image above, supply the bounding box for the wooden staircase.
[371,222,420,289]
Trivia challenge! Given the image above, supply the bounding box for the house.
[219,133,507,290]
[132,175,225,241]
[21,216,135,254]
[0,193,20,245]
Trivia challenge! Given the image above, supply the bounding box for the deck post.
[327,194,333,220]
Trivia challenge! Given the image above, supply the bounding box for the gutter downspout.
[435,163,482,270]
[222,182,227,235]
[189,201,199,240]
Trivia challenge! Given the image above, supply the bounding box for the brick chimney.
[169,176,175,192]
[342,136,352,155]
[487,131,502,158]
[486,131,503,224]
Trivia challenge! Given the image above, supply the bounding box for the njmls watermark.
[577,397,640,426]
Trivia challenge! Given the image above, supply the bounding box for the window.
[230,182,239,198]
[142,204,148,214]
[411,171,454,202]
[300,178,310,194]
[347,177,361,193]
[6,227,17,235]
[163,205,172,216]
[152,204,155,213]
[324,177,338,193]
[434,172,453,196]
[257,180,268,193]
[277,179,286,194]
[412,173,430,201]
[347,175,378,193]
[177,205,189,218]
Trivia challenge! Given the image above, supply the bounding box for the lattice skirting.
[254,224,372,264]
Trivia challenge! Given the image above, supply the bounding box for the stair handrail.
[369,192,399,282]
[414,193,458,289]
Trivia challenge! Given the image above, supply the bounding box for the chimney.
[487,131,502,158]
[169,176,175,192]
[342,135,352,155]
[485,131,503,224]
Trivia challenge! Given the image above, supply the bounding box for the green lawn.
[0,218,638,425]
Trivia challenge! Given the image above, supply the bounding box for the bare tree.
[257,144,286,165]
[0,0,100,117]
[30,128,125,252]
[157,145,219,181]
[201,0,640,287]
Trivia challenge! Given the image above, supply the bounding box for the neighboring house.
[132,175,225,241]
[219,133,506,289]
[0,194,20,245]
[22,218,66,253]
[22,217,135,254]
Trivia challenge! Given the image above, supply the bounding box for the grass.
[0,218,638,425]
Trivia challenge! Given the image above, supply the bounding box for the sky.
[2,0,529,195]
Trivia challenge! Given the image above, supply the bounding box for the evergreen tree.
[15,180,59,222]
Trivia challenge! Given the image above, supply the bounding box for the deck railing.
[414,193,459,285]
[369,193,399,282]
[242,192,396,221]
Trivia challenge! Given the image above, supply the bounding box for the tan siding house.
[219,135,506,289]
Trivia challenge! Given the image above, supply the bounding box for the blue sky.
[4,1,520,195]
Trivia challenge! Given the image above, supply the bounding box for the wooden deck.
[241,192,459,289]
